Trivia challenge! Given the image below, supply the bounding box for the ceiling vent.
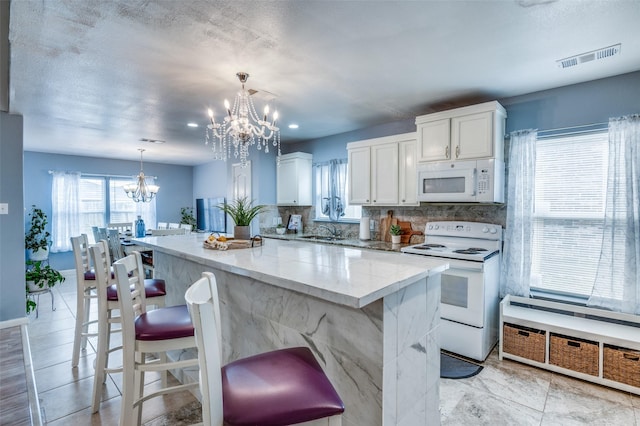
[557,44,621,69]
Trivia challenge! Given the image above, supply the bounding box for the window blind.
[531,132,611,297]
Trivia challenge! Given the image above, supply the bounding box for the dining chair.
[107,228,125,261]
[91,226,101,244]
[113,252,199,426]
[108,221,132,236]
[185,272,344,426]
[97,227,108,242]
[168,222,180,229]
[156,222,168,230]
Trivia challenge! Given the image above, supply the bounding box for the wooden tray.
[203,237,263,251]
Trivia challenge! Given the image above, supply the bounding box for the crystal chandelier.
[123,149,159,203]
[206,72,281,166]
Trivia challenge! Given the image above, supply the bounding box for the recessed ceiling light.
[139,138,166,144]
[187,122,198,128]
[288,124,299,129]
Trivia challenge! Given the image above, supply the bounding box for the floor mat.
[440,352,483,379]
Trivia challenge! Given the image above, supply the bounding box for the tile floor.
[26,271,640,425]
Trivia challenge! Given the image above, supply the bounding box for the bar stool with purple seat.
[70,234,167,369]
[113,252,199,426]
[185,272,345,426]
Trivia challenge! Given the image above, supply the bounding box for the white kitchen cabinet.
[276,152,312,206]
[398,138,419,206]
[347,132,415,206]
[416,101,506,163]
[348,146,371,204]
[417,118,450,162]
[371,143,398,205]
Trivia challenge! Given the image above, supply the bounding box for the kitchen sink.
[299,235,345,241]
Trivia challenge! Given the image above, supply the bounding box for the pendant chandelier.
[205,72,281,166]
[123,149,159,203]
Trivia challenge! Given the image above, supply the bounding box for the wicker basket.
[549,333,599,376]
[503,323,546,363]
[603,345,640,388]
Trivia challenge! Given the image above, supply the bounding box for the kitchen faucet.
[318,224,341,238]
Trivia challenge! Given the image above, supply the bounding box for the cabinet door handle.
[445,145,450,159]
[373,199,376,203]
[402,199,405,202]
[455,145,460,158]
[366,199,370,203]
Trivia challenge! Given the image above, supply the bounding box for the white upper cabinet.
[277,152,312,206]
[347,132,416,206]
[398,138,418,206]
[348,146,372,205]
[417,119,450,162]
[416,101,506,163]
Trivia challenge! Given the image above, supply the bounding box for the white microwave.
[417,159,504,203]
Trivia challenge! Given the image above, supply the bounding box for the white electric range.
[401,221,503,361]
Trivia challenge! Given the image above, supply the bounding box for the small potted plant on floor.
[25,259,65,314]
[390,224,402,244]
[218,197,266,240]
[25,205,51,260]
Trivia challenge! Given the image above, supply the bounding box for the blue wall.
[501,71,640,133]
[1,113,25,322]
[285,71,640,160]
[24,152,194,270]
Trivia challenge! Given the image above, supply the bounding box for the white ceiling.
[8,0,640,166]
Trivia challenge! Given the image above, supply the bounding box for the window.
[314,160,361,221]
[79,176,156,242]
[531,131,614,298]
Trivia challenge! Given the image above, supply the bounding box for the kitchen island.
[133,233,448,426]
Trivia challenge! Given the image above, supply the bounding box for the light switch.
[0,203,8,214]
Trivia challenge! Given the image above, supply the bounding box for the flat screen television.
[196,197,226,232]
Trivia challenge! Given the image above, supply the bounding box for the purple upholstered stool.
[113,252,199,426]
[185,272,345,426]
[223,347,345,425]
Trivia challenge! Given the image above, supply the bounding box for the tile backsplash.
[260,204,506,242]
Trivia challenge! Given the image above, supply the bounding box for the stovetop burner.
[453,249,485,255]
[412,244,447,250]
[468,247,488,252]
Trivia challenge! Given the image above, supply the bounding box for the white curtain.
[588,115,640,314]
[51,171,81,252]
[317,159,347,221]
[500,129,537,298]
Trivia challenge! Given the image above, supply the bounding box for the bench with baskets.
[499,294,640,395]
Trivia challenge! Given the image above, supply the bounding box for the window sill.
[529,289,589,307]
[312,218,361,225]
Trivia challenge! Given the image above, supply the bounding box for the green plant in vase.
[180,206,197,229]
[390,224,402,244]
[25,205,51,260]
[218,197,266,240]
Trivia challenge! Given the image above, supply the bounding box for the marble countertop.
[133,233,448,308]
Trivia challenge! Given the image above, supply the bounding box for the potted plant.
[25,205,51,260]
[218,197,266,240]
[390,224,402,244]
[25,259,65,314]
[275,223,286,235]
[180,206,197,230]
